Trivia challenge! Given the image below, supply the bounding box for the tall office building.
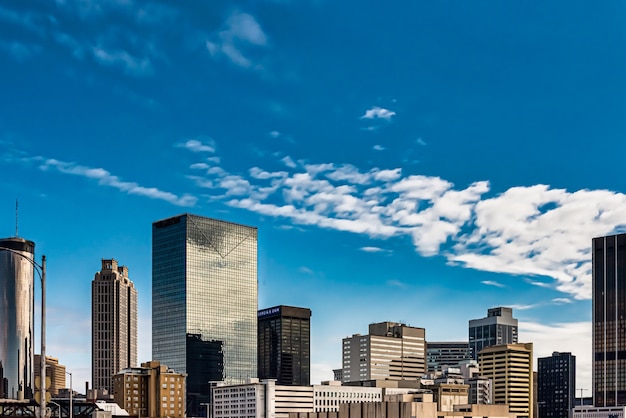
[426,342,472,372]
[479,343,533,418]
[593,233,626,407]
[342,322,426,383]
[152,214,258,416]
[0,237,35,400]
[537,352,576,418]
[468,307,518,360]
[258,305,312,386]
[92,259,138,393]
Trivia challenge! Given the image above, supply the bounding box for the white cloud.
[299,266,314,275]
[281,156,297,168]
[552,298,573,304]
[37,157,196,206]
[206,11,268,69]
[481,280,505,288]
[91,46,153,76]
[269,131,280,138]
[190,162,209,170]
[360,246,386,253]
[361,106,396,121]
[177,139,216,153]
[373,144,385,151]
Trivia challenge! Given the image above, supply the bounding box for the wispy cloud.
[360,246,387,253]
[524,278,551,288]
[281,156,297,168]
[481,280,505,288]
[387,279,406,288]
[373,145,385,151]
[206,11,268,69]
[299,266,314,275]
[509,304,538,311]
[361,106,396,121]
[91,46,153,76]
[32,157,196,206]
[552,297,572,304]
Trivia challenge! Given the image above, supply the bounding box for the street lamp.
[49,401,61,418]
[66,372,72,418]
[0,246,46,418]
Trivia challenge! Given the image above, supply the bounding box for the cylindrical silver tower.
[0,237,35,400]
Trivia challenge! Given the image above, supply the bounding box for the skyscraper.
[342,322,426,383]
[0,237,35,400]
[537,351,576,418]
[92,259,138,393]
[152,214,258,415]
[258,305,312,386]
[592,233,626,407]
[468,307,518,360]
[479,343,533,418]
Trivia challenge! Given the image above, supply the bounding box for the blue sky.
[2,0,626,393]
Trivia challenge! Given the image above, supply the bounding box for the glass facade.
[258,305,311,386]
[0,237,35,401]
[593,234,626,406]
[152,214,257,415]
[537,351,576,418]
[426,341,472,372]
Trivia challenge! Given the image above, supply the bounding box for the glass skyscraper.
[152,214,258,415]
[468,307,518,360]
[0,237,35,401]
[593,233,626,406]
[257,305,311,386]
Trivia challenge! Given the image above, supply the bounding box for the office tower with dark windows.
[426,341,472,372]
[593,233,626,407]
[258,305,312,386]
[342,322,426,383]
[152,214,258,416]
[92,259,138,394]
[537,352,576,418]
[0,237,35,400]
[479,343,533,418]
[468,307,518,360]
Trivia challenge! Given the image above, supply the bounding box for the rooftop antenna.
[15,199,18,237]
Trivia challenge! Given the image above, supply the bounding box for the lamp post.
[0,246,46,418]
[65,372,72,418]
[49,401,61,418]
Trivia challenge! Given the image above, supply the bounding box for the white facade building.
[573,406,626,418]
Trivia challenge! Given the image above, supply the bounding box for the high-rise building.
[537,352,576,418]
[593,234,626,407]
[468,307,518,360]
[479,343,533,418]
[0,237,35,400]
[34,355,66,396]
[426,342,472,372]
[258,305,312,386]
[92,259,138,393]
[152,214,258,416]
[113,361,186,418]
[342,322,426,383]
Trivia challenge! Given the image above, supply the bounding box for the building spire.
[15,199,18,237]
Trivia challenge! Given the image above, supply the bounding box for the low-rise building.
[112,361,185,418]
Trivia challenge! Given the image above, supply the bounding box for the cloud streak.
[36,157,197,206]
[361,106,396,121]
[206,11,268,69]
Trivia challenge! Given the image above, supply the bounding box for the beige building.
[112,361,185,418]
[342,322,426,383]
[479,343,533,418]
[92,259,138,393]
[34,355,66,396]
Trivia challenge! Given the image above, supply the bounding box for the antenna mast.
[15,199,18,237]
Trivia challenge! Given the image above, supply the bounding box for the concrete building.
[537,352,576,418]
[258,306,312,386]
[467,377,492,405]
[92,259,138,394]
[34,356,66,396]
[573,406,626,418]
[112,361,185,418]
[0,237,35,400]
[426,342,472,372]
[479,343,533,418]
[152,214,258,416]
[342,322,426,383]
[469,307,518,361]
[593,234,626,406]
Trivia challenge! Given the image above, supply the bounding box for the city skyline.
[3,0,626,398]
